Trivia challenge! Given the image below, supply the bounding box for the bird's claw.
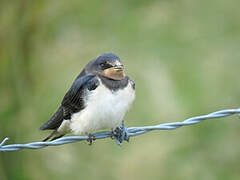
[86,133,96,145]
[111,127,122,141]
[111,121,129,145]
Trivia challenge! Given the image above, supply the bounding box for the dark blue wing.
[40,75,99,130]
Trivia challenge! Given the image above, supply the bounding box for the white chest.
[69,80,135,134]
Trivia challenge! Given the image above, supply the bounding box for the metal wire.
[1,108,240,152]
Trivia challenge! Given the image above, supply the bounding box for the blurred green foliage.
[1,0,240,179]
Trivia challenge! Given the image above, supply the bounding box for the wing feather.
[40,75,99,130]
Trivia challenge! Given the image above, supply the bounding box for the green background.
[1,0,240,179]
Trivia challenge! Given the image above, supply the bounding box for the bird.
[40,53,135,144]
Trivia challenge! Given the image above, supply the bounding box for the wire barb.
[1,108,240,152]
[0,138,9,147]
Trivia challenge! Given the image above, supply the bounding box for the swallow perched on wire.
[40,53,135,144]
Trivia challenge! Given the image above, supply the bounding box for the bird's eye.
[100,62,106,69]
[99,62,112,69]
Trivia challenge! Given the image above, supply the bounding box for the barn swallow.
[40,53,135,144]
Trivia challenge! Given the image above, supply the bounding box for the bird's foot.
[86,133,96,145]
[111,121,130,145]
[111,127,122,142]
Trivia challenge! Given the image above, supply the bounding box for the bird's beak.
[102,64,125,80]
[111,64,124,71]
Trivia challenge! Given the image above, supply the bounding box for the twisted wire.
[1,108,239,152]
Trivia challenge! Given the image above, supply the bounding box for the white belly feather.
[66,79,135,135]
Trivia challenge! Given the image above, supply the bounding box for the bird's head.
[86,53,125,80]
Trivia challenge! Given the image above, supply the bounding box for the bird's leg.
[85,133,96,145]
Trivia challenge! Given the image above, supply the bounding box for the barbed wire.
[1,108,240,152]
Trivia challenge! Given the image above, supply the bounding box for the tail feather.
[42,130,65,141]
[42,130,57,141]
[50,134,65,141]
